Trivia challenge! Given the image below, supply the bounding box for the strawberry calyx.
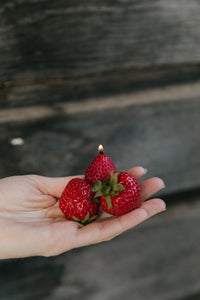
[91,171,125,209]
[72,213,97,225]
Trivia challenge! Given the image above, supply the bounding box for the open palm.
[0,167,165,259]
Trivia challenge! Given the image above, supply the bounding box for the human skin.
[0,166,165,259]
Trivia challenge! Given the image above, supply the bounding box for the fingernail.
[158,178,165,189]
[143,168,148,174]
[161,200,167,210]
[162,181,166,189]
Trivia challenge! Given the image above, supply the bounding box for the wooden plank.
[0,96,200,196]
[1,80,200,123]
[0,0,200,81]
[1,64,200,108]
[0,193,200,299]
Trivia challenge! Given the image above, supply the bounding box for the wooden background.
[0,1,200,299]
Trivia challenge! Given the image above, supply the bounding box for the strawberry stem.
[91,171,125,209]
[105,195,112,209]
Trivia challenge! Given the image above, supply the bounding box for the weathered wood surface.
[1,1,200,107]
[1,64,200,109]
[0,193,200,300]
[1,0,200,77]
[0,1,200,299]
[1,81,200,123]
[0,95,200,196]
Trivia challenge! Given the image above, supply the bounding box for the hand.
[0,167,166,259]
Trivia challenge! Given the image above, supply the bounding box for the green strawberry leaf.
[94,190,103,199]
[88,215,98,223]
[102,185,111,196]
[105,195,112,209]
[91,180,102,192]
[109,171,119,186]
[102,178,110,187]
[113,183,125,192]
[80,212,90,224]
[72,216,81,222]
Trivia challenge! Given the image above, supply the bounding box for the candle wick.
[98,144,104,155]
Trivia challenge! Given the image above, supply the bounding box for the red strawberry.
[92,171,141,216]
[85,154,117,185]
[59,178,100,224]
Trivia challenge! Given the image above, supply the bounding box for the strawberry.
[85,153,117,185]
[91,171,141,216]
[59,178,100,224]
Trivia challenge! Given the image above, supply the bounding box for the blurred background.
[0,0,200,299]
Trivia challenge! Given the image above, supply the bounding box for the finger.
[75,198,166,247]
[126,166,147,180]
[31,175,84,198]
[139,177,165,201]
